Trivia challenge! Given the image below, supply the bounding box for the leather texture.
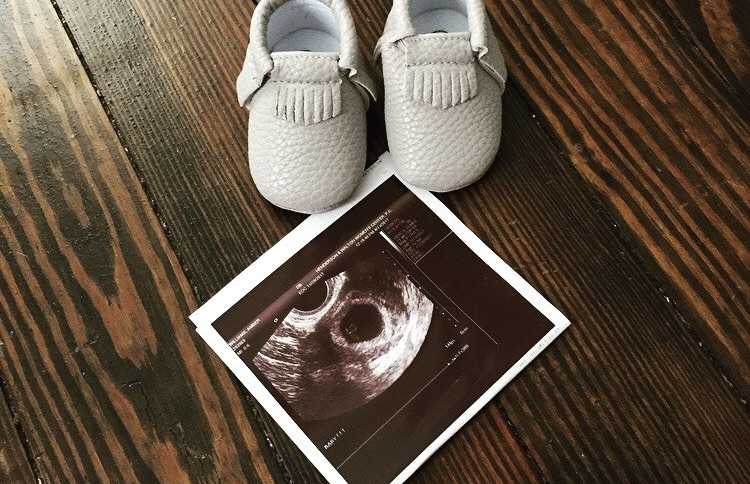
[376,0,507,192]
[238,0,376,213]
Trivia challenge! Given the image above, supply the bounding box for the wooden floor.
[1,0,747,482]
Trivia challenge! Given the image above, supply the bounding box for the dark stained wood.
[662,0,749,95]
[411,406,541,483]
[0,378,35,483]
[2,0,747,482]
[483,0,750,389]
[0,0,277,482]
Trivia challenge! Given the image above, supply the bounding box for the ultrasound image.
[253,256,434,422]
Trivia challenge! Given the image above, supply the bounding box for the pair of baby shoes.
[237,0,507,214]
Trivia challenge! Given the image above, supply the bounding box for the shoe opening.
[267,0,341,53]
[409,0,470,34]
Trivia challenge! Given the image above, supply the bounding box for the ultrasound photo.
[197,168,567,484]
[253,256,434,422]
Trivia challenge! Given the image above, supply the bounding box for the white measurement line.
[380,231,499,346]
[415,230,453,263]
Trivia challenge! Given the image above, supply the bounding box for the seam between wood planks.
[496,404,549,483]
[0,367,41,482]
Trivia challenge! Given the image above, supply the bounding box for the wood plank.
[661,0,749,95]
[0,0,278,482]
[483,0,750,388]
[53,0,750,482]
[0,378,35,483]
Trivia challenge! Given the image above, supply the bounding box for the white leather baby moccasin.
[237,0,377,213]
[376,0,507,192]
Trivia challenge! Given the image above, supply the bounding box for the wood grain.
[48,0,750,482]
[662,0,749,95]
[0,0,278,481]
[0,377,35,483]
[484,0,750,389]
